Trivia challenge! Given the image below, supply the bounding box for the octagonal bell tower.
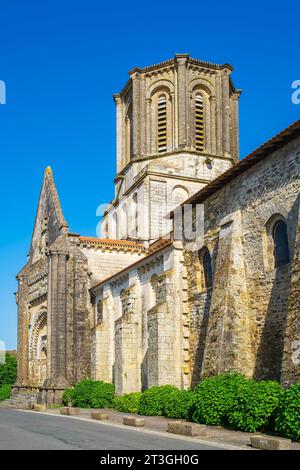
[103,54,242,243]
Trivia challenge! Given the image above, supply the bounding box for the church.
[14,54,300,406]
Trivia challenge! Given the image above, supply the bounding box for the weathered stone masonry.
[14,55,300,403]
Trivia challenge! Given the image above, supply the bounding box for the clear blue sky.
[0,0,299,349]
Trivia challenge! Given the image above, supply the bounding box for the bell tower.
[102,54,241,242]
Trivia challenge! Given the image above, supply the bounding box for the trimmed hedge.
[192,373,248,426]
[227,379,283,432]
[60,375,300,442]
[114,392,142,414]
[0,354,17,387]
[0,384,12,401]
[275,383,300,442]
[62,388,74,406]
[164,389,196,419]
[62,380,115,408]
[138,385,178,416]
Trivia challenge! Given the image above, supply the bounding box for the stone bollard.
[60,407,80,416]
[34,404,47,411]
[91,411,109,420]
[167,421,207,437]
[250,435,291,450]
[123,416,145,427]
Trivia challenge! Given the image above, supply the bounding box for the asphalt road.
[0,408,221,450]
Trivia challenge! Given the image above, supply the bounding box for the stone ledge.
[60,407,80,416]
[250,435,291,450]
[123,416,145,427]
[91,411,109,420]
[167,421,207,437]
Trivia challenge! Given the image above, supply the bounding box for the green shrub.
[67,380,115,408]
[62,388,74,406]
[192,373,248,426]
[138,385,178,416]
[164,389,196,419]
[0,384,12,401]
[114,392,142,414]
[0,354,17,386]
[227,379,283,432]
[275,382,300,441]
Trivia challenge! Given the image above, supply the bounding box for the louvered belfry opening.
[157,95,167,153]
[195,94,205,151]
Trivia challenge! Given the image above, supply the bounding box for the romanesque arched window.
[133,193,138,237]
[199,247,213,289]
[195,93,205,152]
[125,103,133,162]
[157,94,167,153]
[273,220,290,268]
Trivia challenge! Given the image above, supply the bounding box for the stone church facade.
[14,55,300,405]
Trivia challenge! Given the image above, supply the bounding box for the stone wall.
[184,136,300,386]
[91,244,184,393]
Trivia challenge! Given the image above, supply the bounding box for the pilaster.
[176,54,189,148]
[16,274,29,386]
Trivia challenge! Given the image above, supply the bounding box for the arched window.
[113,212,118,239]
[121,203,128,239]
[157,95,167,153]
[195,94,205,151]
[125,104,133,161]
[199,247,213,289]
[273,220,290,268]
[133,193,138,237]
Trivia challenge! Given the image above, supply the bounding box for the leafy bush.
[0,384,12,401]
[0,354,17,386]
[62,387,74,406]
[114,392,142,414]
[138,385,178,416]
[164,389,196,419]
[275,382,300,441]
[192,373,248,426]
[227,379,283,432]
[64,380,115,408]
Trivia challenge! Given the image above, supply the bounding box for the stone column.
[91,294,115,383]
[176,54,189,148]
[221,69,231,157]
[147,273,181,388]
[114,287,141,395]
[16,274,29,386]
[130,71,141,158]
[231,92,241,162]
[140,76,147,156]
[114,94,123,173]
[210,96,217,155]
[49,250,69,387]
[146,98,152,155]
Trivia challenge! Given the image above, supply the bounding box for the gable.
[30,167,68,263]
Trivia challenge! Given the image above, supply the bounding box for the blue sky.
[0,0,299,349]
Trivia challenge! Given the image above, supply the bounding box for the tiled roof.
[68,234,147,252]
[90,237,173,291]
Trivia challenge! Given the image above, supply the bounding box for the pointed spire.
[29,167,69,260]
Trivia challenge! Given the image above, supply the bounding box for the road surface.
[0,408,222,450]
